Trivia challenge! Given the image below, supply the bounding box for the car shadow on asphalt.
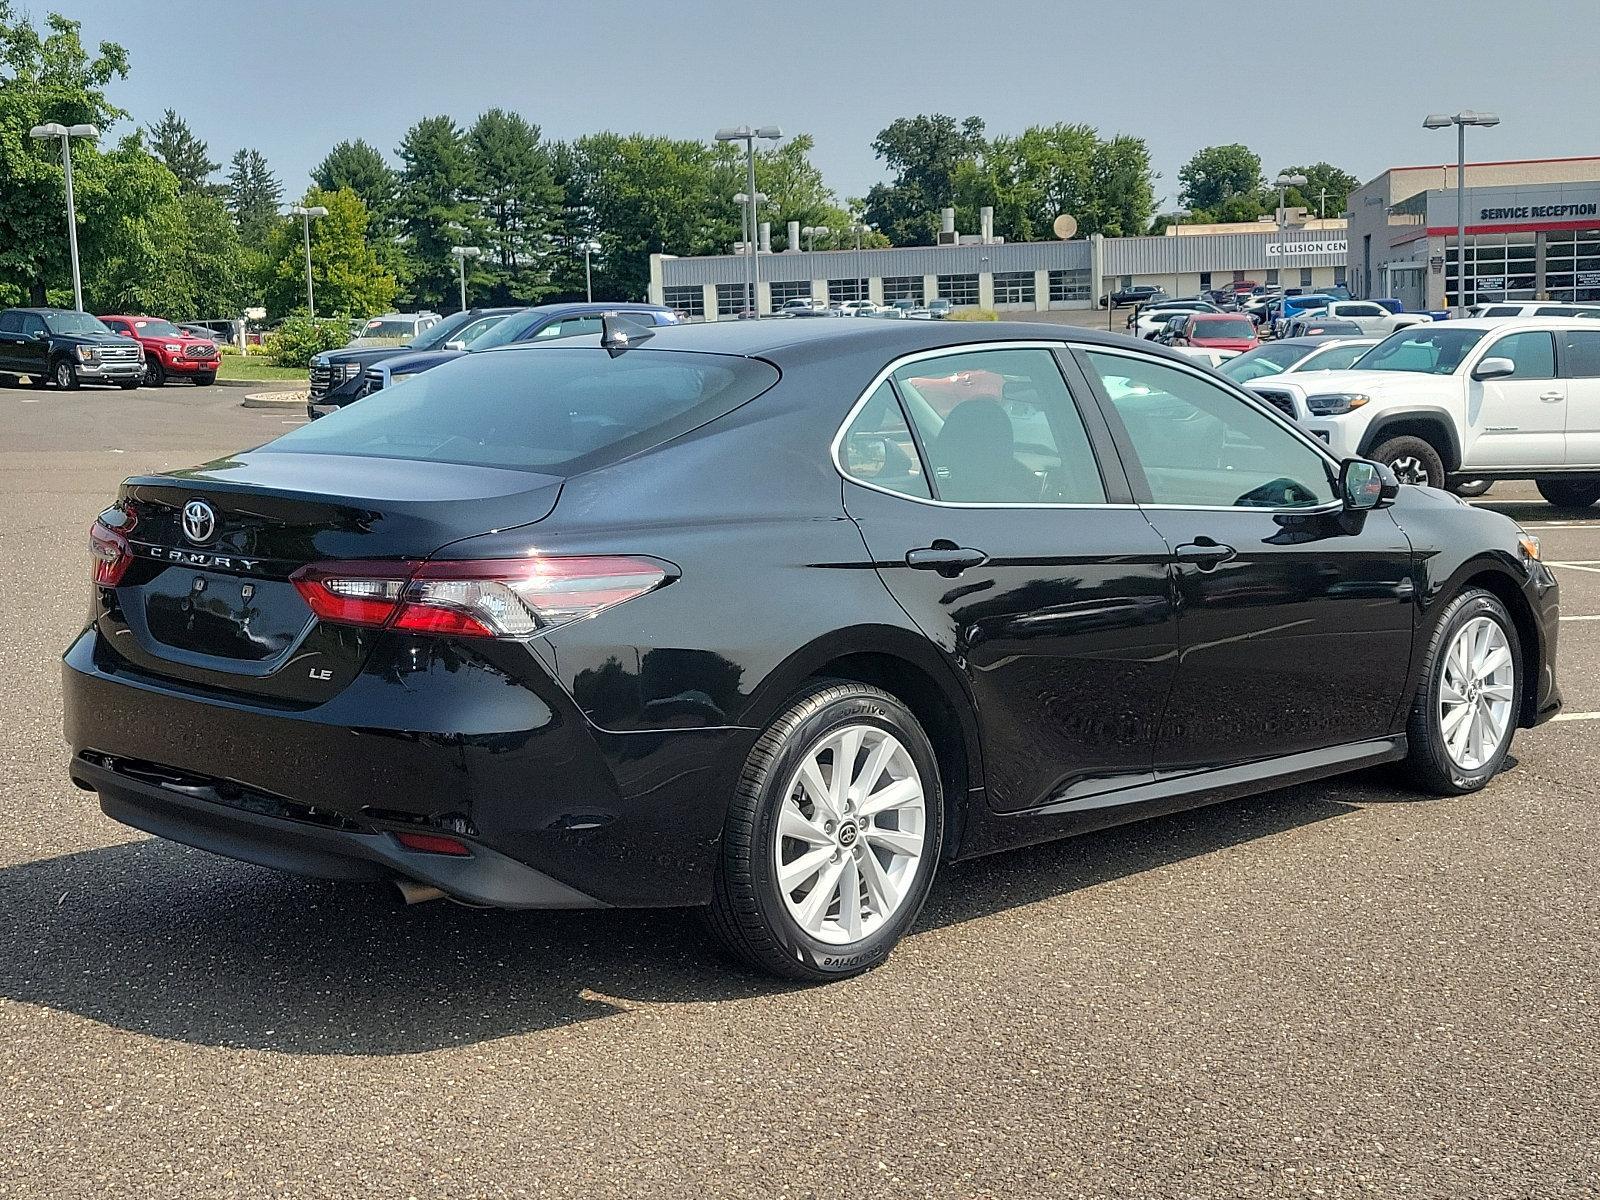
[0,779,1377,1056]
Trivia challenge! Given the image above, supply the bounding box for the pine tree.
[466,109,561,303]
[394,116,478,309]
[145,109,219,194]
[225,148,282,249]
[311,139,395,227]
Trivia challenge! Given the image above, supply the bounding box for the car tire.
[704,680,944,982]
[1402,588,1522,795]
[1370,435,1446,488]
[52,358,78,390]
[1535,478,1600,509]
[146,361,166,387]
[1450,479,1492,498]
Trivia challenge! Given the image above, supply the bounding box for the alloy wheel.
[772,724,926,946]
[1390,455,1430,486]
[54,361,72,389]
[1438,616,1516,772]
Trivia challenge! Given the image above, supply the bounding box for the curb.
[241,391,307,410]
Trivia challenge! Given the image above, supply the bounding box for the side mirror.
[32,330,49,342]
[444,339,465,351]
[1341,458,1398,510]
[1473,356,1516,381]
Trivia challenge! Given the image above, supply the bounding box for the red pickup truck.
[99,315,220,386]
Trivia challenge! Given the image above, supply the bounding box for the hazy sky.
[25,0,1600,212]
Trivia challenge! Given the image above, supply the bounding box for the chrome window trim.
[828,340,1137,511]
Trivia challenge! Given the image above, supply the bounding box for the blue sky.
[25,0,1600,211]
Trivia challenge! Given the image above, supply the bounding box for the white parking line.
[1560,614,1600,621]
[1524,522,1600,530]
[1548,561,1600,574]
[1552,711,1600,722]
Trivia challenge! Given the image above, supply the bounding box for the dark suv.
[308,307,521,408]
[0,308,144,389]
[1101,285,1168,309]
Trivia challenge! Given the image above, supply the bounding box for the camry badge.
[182,499,216,544]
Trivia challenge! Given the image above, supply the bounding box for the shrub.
[264,316,351,367]
[948,308,999,322]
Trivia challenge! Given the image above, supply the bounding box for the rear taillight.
[89,506,137,587]
[290,556,669,638]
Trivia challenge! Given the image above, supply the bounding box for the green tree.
[863,113,988,245]
[395,115,479,309]
[467,108,562,304]
[311,138,395,224]
[226,147,282,248]
[145,108,218,194]
[0,2,128,304]
[568,132,730,301]
[1278,162,1362,218]
[1178,143,1265,214]
[264,186,397,319]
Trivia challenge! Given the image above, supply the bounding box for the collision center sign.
[1265,240,1348,257]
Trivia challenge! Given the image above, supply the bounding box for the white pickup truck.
[1283,300,1432,338]
[1247,317,1600,506]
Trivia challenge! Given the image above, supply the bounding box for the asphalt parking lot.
[2,383,1597,1200]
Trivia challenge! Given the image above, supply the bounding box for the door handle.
[906,541,988,577]
[1175,540,1236,570]
[1540,391,1564,402]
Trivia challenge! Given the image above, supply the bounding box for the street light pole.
[580,240,600,302]
[29,123,98,311]
[449,246,482,311]
[1425,111,1500,316]
[288,204,329,317]
[715,125,782,318]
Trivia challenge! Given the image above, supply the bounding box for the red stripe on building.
[1424,219,1600,236]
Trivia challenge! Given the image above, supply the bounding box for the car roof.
[1434,316,1600,330]
[477,316,1159,365]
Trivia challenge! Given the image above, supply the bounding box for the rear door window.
[1487,331,1557,378]
[266,347,779,474]
[1562,330,1600,377]
[890,348,1106,505]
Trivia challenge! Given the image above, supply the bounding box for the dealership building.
[648,215,1348,319]
[1346,155,1600,310]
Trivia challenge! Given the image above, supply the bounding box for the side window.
[1084,351,1335,510]
[839,381,930,499]
[1482,306,1521,317]
[1563,331,1600,378]
[1488,331,1556,378]
[1346,304,1385,318]
[891,348,1105,504]
[0,311,20,334]
[20,313,46,337]
[532,317,602,341]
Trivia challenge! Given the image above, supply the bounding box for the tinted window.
[266,347,779,474]
[1300,342,1372,371]
[1488,331,1556,378]
[1360,327,1487,375]
[1535,307,1579,317]
[1219,342,1305,382]
[533,316,604,341]
[1191,318,1255,339]
[891,349,1105,504]
[1342,304,1385,317]
[412,308,499,351]
[1482,306,1523,317]
[1085,351,1335,510]
[20,313,47,337]
[840,382,930,499]
[0,311,19,334]
[1562,330,1600,378]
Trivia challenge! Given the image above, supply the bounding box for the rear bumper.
[62,628,744,907]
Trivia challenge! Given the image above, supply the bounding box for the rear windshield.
[263,346,780,474]
[1193,318,1255,338]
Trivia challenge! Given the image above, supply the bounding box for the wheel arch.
[742,626,983,861]
[1360,408,1463,473]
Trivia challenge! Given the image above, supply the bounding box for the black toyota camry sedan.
[63,318,1561,980]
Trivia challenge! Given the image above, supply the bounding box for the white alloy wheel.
[1438,615,1516,772]
[772,723,926,945]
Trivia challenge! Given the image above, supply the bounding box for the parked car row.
[778,298,953,319]
[0,307,220,390]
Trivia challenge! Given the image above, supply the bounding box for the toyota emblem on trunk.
[182,499,216,544]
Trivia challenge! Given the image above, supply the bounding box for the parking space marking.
[1559,614,1600,621]
[1552,711,1600,722]
[1525,522,1600,530]
[1548,561,1600,574]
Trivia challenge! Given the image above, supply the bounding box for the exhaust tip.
[392,879,447,906]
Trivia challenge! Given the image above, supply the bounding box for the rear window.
[1193,318,1255,338]
[264,346,779,474]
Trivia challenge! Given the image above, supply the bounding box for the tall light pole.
[449,245,482,311]
[715,125,782,317]
[29,122,98,312]
[579,239,600,302]
[1274,173,1308,293]
[801,225,830,252]
[1425,111,1500,316]
[287,204,328,317]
